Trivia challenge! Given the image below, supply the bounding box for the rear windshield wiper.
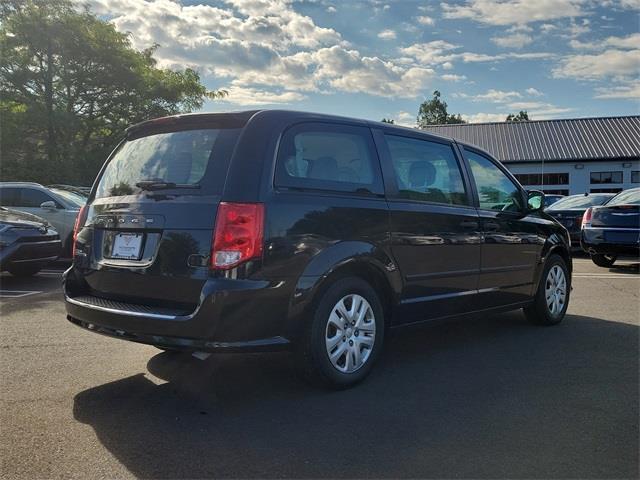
[135,180,200,191]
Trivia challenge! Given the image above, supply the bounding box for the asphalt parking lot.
[1,258,638,479]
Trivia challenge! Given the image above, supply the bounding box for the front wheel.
[297,277,385,389]
[591,253,616,268]
[524,254,570,326]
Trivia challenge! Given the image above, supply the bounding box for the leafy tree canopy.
[506,110,530,122]
[381,118,395,124]
[0,0,227,184]
[417,90,466,128]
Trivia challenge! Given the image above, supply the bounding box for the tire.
[7,265,42,277]
[591,253,616,268]
[524,254,570,326]
[297,276,385,389]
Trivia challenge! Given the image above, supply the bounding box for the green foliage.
[416,90,466,128]
[506,110,530,122]
[0,0,227,185]
[380,118,395,124]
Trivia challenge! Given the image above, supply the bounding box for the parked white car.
[0,182,86,256]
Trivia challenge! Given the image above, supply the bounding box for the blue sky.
[84,0,639,125]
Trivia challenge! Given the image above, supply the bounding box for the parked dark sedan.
[581,188,640,267]
[0,207,61,276]
[546,193,615,247]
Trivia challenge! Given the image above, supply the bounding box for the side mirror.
[527,190,545,212]
[40,200,56,210]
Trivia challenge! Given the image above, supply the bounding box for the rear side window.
[0,187,19,207]
[275,123,383,195]
[384,134,468,205]
[95,128,240,199]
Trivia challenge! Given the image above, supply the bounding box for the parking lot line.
[0,290,43,298]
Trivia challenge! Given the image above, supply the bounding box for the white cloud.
[441,0,586,26]
[491,33,533,49]
[416,15,435,25]
[221,86,306,106]
[326,5,336,13]
[462,112,507,123]
[594,83,640,99]
[553,49,640,81]
[526,87,544,96]
[570,33,640,50]
[378,29,397,40]
[391,111,416,127]
[441,74,467,82]
[471,89,523,102]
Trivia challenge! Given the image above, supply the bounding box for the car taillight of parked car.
[581,208,592,229]
[72,205,88,257]
[211,202,264,270]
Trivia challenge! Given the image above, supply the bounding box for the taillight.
[72,205,88,257]
[581,207,592,229]
[211,202,264,270]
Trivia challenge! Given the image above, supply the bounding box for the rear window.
[95,128,240,199]
[606,189,640,206]
[547,194,612,210]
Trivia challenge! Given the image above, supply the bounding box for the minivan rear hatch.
[78,114,247,309]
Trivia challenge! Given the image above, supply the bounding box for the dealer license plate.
[110,233,143,260]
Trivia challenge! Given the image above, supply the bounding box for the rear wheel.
[297,277,385,389]
[524,254,570,326]
[591,253,616,268]
[7,265,42,277]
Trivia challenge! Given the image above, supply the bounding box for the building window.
[543,189,569,195]
[514,173,569,186]
[632,171,639,183]
[591,188,623,193]
[590,171,623,184]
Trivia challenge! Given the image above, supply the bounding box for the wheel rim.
[325,294,376,373]
[545,265,567,317]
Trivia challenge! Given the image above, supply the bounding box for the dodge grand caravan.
[64,110,572,388]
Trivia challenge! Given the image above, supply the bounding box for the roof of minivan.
[126,109,463,148]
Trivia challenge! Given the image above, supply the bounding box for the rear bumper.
[581,228,640,256]
[64,267,294,352]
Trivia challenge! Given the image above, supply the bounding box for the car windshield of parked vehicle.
[547,194,612,210]
[605,189,640,206]
[50,188,86,207]
[95,128,239,198]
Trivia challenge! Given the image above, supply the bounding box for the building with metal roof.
[423,115,640,195]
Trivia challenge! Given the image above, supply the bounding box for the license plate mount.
[110,232,143,260]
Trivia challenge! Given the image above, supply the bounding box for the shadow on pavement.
[73,312,639,479]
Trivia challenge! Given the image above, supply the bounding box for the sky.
[81,0,639,125]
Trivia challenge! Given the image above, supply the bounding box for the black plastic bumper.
[0,239,61,270]
[64,268,294,352]
[581,228,640,257]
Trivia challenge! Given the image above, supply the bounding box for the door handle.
[484,221,500,231]
[460,220,479,229]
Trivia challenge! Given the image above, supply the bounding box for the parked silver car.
[0,182,86,256]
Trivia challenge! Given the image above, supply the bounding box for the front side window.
[19,189,58,208]
[466,150,523,212]
[384,135,467,205]
[275,123,383,194]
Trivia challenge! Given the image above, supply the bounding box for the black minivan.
[64,110,572,388]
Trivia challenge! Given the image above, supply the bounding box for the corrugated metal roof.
[422,116,640,163]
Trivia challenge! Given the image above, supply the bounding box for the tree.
[506,110,530,122]
[0,0,228,184]
[416,90,466,128]
[381,118,395,124]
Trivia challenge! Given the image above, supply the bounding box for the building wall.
[504,159,640,195]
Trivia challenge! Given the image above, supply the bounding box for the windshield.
[95,128,240,199]
[606,189,640,206]
[51,188,86,207]
[547,194,612,210]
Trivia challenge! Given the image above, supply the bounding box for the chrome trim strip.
[584,227,640,231]
[65,295,180,320]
